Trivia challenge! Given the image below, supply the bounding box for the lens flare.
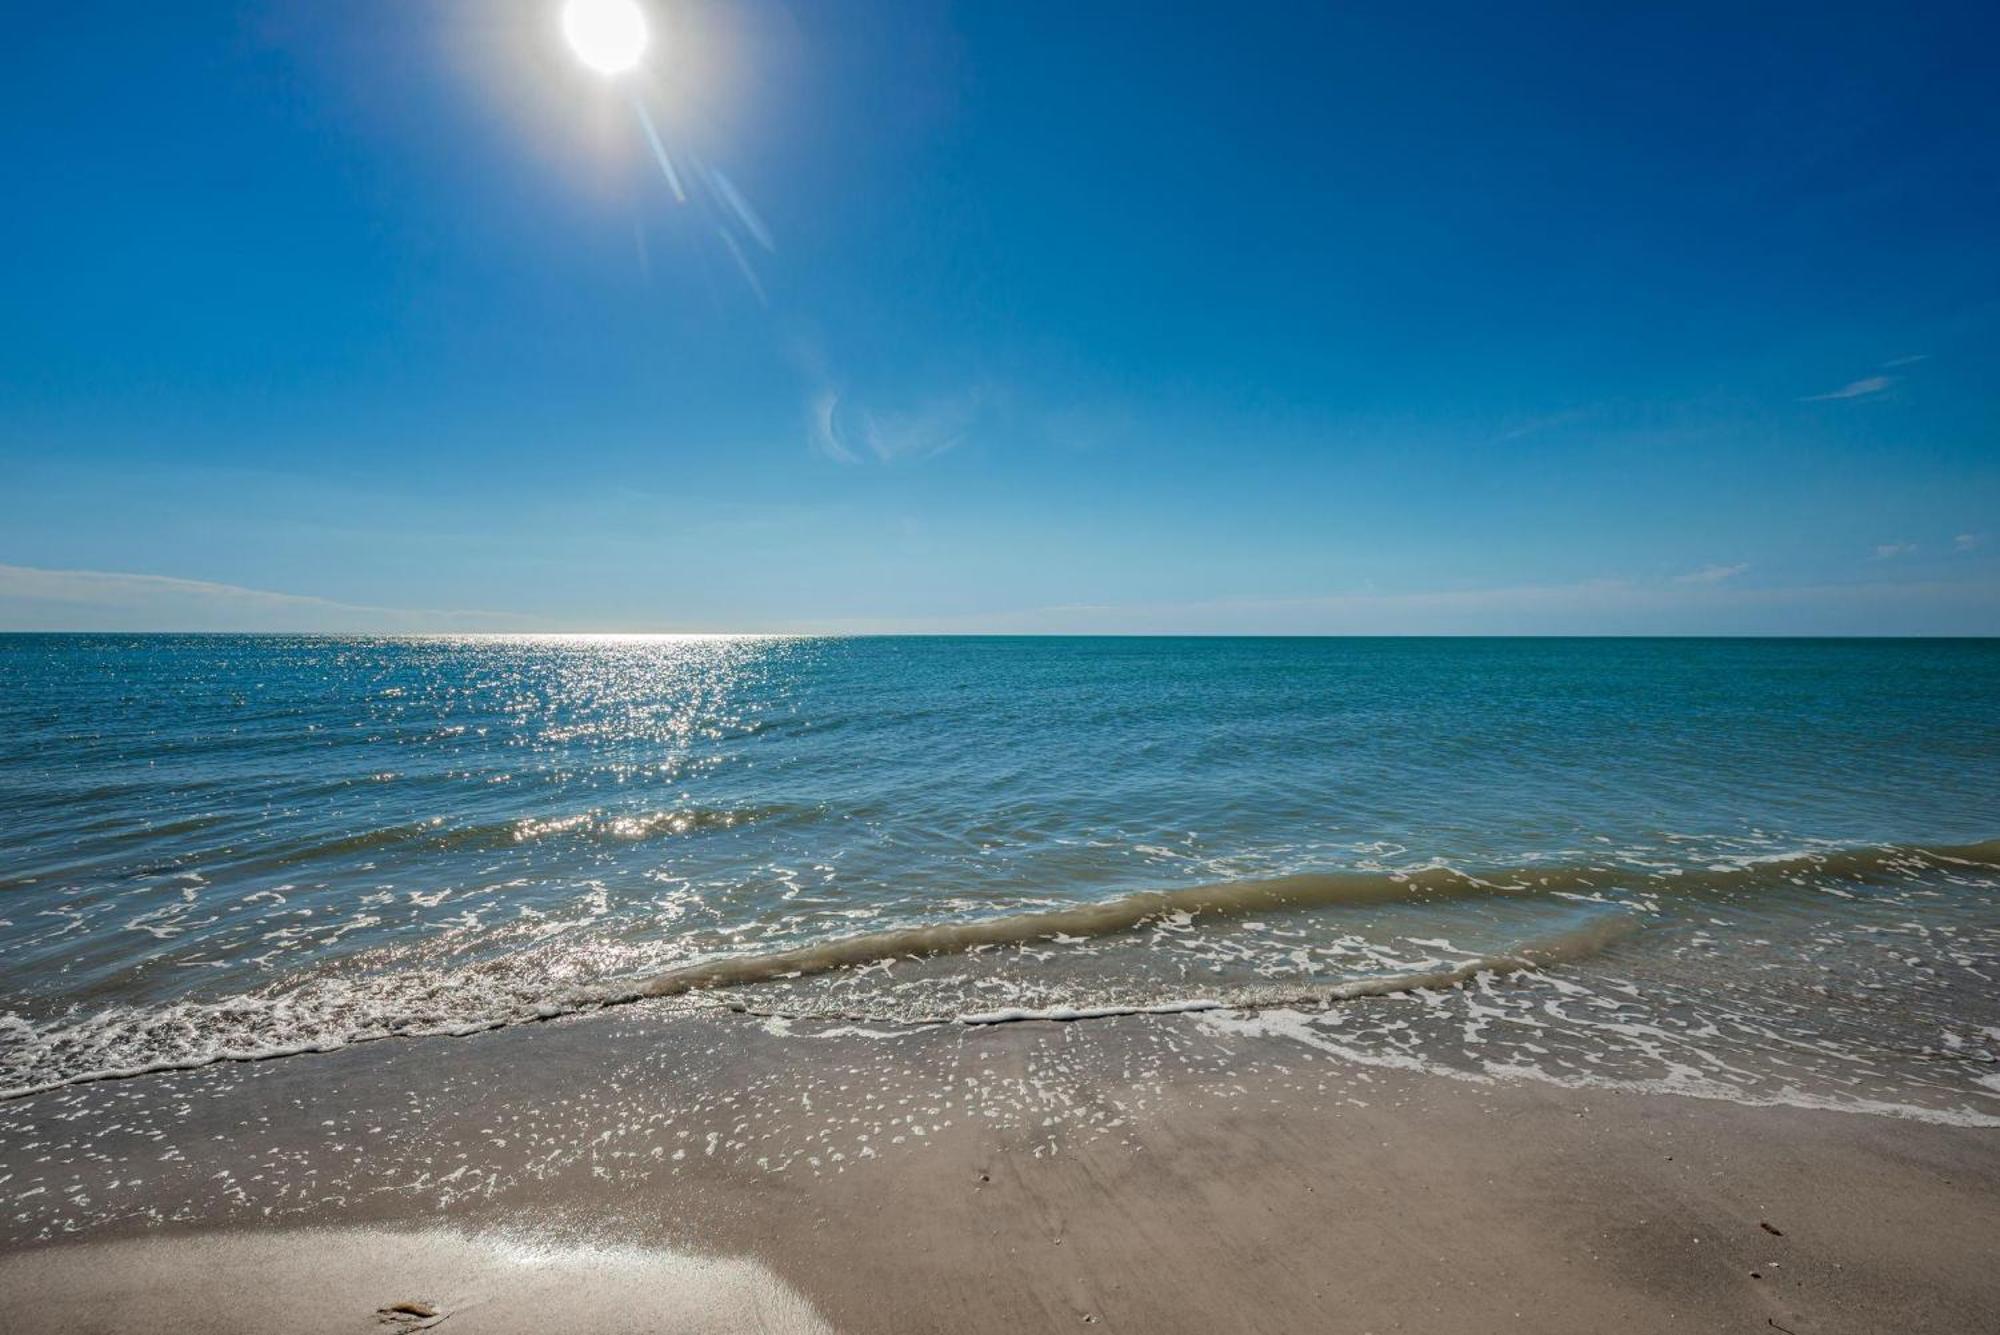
[563,0,649,77]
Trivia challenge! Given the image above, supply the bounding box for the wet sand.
[2,1005,1996,1333]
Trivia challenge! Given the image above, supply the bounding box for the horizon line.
[2,629,1997,641]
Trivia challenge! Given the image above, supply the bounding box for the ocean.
[2,634,1996,1120]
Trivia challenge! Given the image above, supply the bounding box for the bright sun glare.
[563,0,650,77]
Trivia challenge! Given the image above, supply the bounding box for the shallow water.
[1,634,1996,1117]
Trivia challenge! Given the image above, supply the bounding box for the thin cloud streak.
[1802,375,1893,402]
[1673,563,1750,584]
[1490,406,1596,444]
[12,562,1989,637]
[0,564,535,633]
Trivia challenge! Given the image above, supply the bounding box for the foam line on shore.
[5,837,1994,1101]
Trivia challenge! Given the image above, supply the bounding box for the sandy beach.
[3,1003,1996,1333]
[7,0,1999,1324]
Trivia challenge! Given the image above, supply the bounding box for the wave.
[2,837,1994,1100]
[0,914,1636,1101]
[618,837,1998,1000]
[216,804,788,872]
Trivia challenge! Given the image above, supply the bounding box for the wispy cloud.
[858,391,987,462]
[1956,532,1987,553]
[1873,542,1917,559]
[0,564,533,632]
[1802,375,1893,402]
[1490,406,1596,444]
[808,385,989,465]
[791,322,989,467]
[806,389,859,464]
[1673,562,1749,584]
[1802,352,1929,402]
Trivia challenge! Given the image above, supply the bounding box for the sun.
[563,0,650,77]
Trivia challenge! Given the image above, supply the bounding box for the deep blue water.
[1,635,1997,1115]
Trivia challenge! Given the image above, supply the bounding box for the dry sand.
[2,1005,1996,1333]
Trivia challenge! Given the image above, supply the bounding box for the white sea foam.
[4,838,1998,1116]
[959,999,1226,1025]
[1196,1007,2000,1128]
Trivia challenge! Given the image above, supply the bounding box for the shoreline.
[4,1005,1997,1332]
[11,972,1997,1128]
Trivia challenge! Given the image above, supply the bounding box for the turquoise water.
[1,634,1997,1116]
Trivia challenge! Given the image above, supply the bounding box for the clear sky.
[2,1,1996,633]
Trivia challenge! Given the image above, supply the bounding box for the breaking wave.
[2,837,1994,1101]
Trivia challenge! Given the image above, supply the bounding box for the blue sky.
[2,0,1996,633]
